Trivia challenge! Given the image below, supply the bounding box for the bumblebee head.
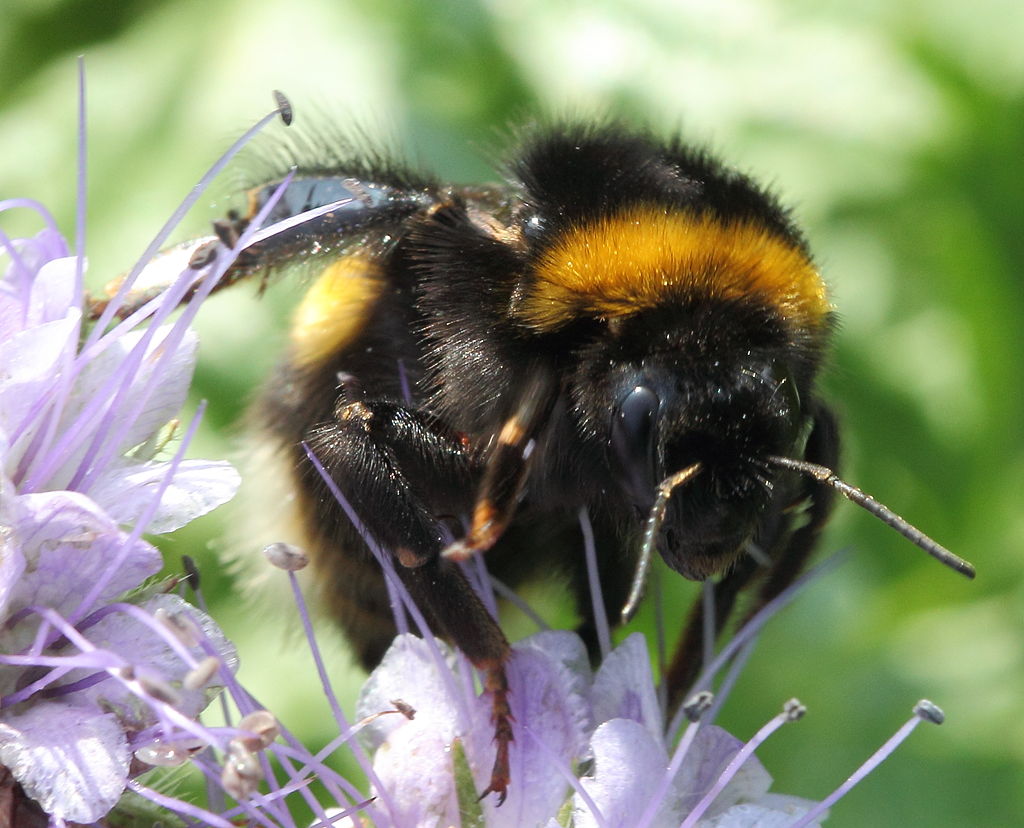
[572,299,811,580]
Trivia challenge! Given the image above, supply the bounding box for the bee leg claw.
[478,660,513,806]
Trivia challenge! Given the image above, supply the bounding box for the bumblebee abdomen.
[288,254,385,369]
[252,249,431,667]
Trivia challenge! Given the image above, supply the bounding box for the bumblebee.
[123,113,974,802]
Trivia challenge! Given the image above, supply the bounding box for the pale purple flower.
[0,207,239,821]
[356,630,822,828]
[0,77,381,827]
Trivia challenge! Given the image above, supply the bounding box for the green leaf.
[453,738,485,827]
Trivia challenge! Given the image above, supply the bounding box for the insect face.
[575,303,811,579]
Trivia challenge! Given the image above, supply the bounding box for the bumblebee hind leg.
[397,556,513,803]
[301,396,514,802]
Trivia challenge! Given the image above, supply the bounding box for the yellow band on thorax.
[517,206,830,331]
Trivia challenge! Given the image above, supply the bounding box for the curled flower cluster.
[0,207,240,822]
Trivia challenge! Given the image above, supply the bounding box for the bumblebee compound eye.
[609,384,660,510]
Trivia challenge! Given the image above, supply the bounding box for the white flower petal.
[29,256,79,326]
[44,326,197,489]
[357,634,468,751]
[0,701,130,823]
[7,490,162,620]
[0,288,25,345]
[0,313,80,474]
[698,792,824,828]
[576,718,683,828]
[513,630,592,745]
[0,477,26,621]
[101,326,198,455]
[591,631,663,743]
[371,723,460,827]
[678,725,773,820]
[360,632,594,826]
[357,635,477,825]
[90,458,240,533]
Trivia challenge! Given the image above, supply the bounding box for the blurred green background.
[2,1,1022,825]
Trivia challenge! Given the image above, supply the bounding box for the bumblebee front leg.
[302,397,513,802]
[444,368,559,561]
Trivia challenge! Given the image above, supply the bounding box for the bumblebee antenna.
[621,462,703,624]
[768,455,975,579]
